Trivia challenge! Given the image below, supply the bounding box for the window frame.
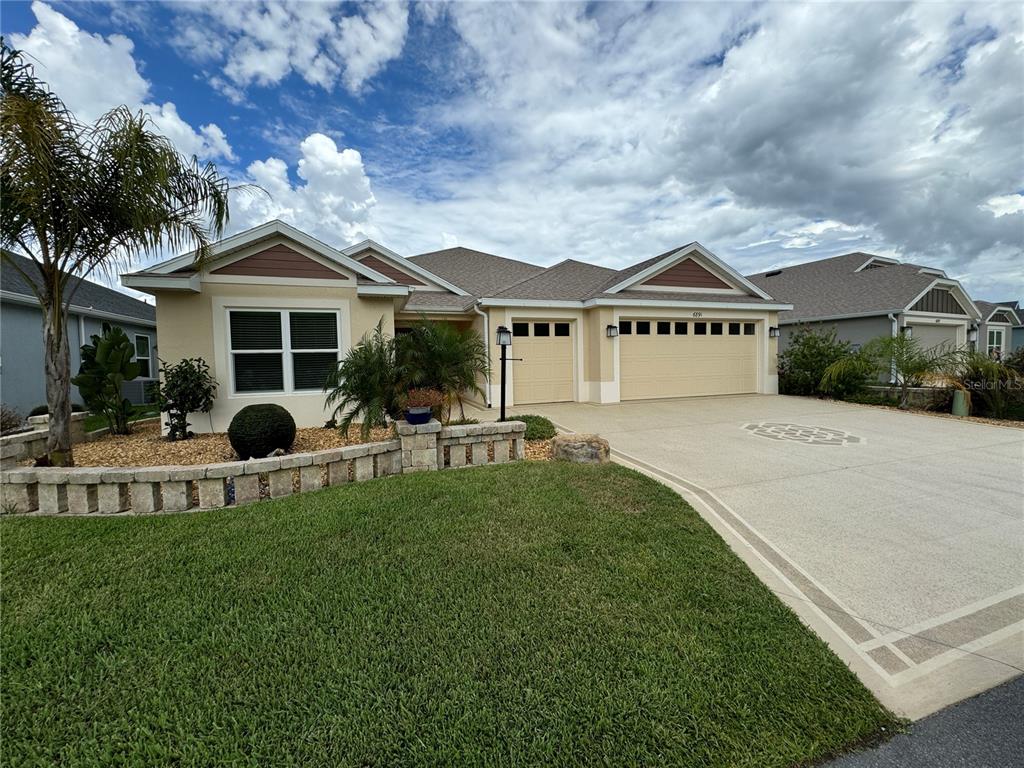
[987,328,1004,357]
[133,333,153,379]
[228,308,341,396]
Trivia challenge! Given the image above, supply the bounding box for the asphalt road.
[827,674,1024,767]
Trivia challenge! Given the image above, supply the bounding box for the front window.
[987,329,1003,359]
[134,334,151,378]
[229,309,339,394]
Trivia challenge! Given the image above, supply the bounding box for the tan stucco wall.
[154,281,395,431]
[584,307,615,383]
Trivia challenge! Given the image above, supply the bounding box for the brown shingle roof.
[746,252,944,323]
[492,259,618,300]
[408,247,544,297]
[401,291,478,312]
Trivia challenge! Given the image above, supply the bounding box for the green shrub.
[516,414,557,441]
[955,352,1022,419]
[325,320,402,438]
[778,326,862,398]
[71,323,141,434]
[1004,347,1024,376]
[397,318,489,421]
[228,404,296,459]
[154,357,217,440]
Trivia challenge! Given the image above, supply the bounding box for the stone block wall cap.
[1,469,37,483]
[101,468,136,482]
[244,456,282,474]
[65,469,105,484]
[278,453,313,469]
[341,444,371,459]
[166,465,206,481]
[313,447,346,463]
[133,467,172,482]
[34,468,71,483]
[396,420,441,435]
[204,461,246,478]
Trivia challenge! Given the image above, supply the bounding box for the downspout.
[887,313,898,385]
[473,301,492,407]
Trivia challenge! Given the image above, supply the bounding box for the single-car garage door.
[907,322,960,351]
[512,321,574,404]
[620,319,758,400]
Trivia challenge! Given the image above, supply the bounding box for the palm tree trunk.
[43,296,74,466]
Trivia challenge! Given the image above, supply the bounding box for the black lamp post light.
[495,325,519,421]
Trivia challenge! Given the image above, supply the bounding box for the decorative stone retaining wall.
[0,419,526,516]
[863,385,951,409]
[0,415,162,469]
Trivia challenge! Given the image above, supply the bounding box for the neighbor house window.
[134,334,151,378]
[987,329,1003,358]
[229,309,339,394]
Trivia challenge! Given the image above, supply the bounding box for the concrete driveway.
[517,395,1024,719]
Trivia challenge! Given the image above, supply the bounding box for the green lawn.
[1,463,895,766]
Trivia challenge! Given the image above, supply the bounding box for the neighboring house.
[973,301,1021,359]
[122,220,792,431]
[746,252,981,353]
[1,252,157,415]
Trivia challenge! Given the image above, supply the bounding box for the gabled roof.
[746,252,979,323]
[600,242,772,299]
[345,240,468,296]
[408,247,545,297]
[492,259,617,300]
[2,251,155,325]
[975,300,1021,325]
[124,220,398,287]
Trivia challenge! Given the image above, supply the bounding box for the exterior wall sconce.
[967,325,978,343]
[768,326,780,338]
[900,326,913,338]
[606,324,619,338]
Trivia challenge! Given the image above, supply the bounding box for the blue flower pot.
[405,407,432,425]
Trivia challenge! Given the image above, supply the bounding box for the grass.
[1,463,895,766]
[81,404,160,433]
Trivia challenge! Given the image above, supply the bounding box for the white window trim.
[987,327,1004,357]
[134,333,153,379]
[227,308,341,396]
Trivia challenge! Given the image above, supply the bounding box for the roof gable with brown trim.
[353,251,426,286]
[211,243,349,280]
[637,257,732,290]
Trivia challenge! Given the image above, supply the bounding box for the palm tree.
[821,333,964,409]
[1,41,231,465]
[397,319,489,420]
[324,320,402,438]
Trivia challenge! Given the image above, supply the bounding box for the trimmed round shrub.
[228,404,296,459]
[516,414,557,441]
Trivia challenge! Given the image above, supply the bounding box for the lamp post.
[496,326,513,421]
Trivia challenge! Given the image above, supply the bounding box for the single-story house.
[122,220,792,430]
[1,252,158,415]
[746,252,981,353]
[973,301,1021,359]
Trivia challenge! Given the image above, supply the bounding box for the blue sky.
[3,1,1022,300]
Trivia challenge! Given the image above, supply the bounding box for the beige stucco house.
[123,220,791,430]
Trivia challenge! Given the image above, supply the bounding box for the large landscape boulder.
[551,434,610,464]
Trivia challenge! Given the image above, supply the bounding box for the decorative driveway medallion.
[742,422,863,446]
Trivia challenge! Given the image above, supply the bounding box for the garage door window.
[554,323,570,337]
[744,323,755,335]
[636,321,651,335]
[619,320,632,335]
[534,323,550,337]
[657,321,671,335]
[675,322,687,335]
[728,322,740,335]
[694,322,707,335]
[513,322,529,337]
[710,322,723,335]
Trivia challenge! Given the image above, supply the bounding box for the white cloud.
[11,2,234,162]
[230,133,378,244]
[363,1,1022,298]
[172,1,409,95]
[983,194,1024,218]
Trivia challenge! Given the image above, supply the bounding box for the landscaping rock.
[551,434,610,464]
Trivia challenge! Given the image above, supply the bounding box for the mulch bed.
[61,422,555,468]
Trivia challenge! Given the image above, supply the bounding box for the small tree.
[397,319,489,419]
[822,334,964,409]
[778,326,860,397]
[154,357,217,440]
[72,324,140,434]
[324,320,402,438]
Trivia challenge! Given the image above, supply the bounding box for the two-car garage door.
[619,319,758,400]
[508,317,760,405]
